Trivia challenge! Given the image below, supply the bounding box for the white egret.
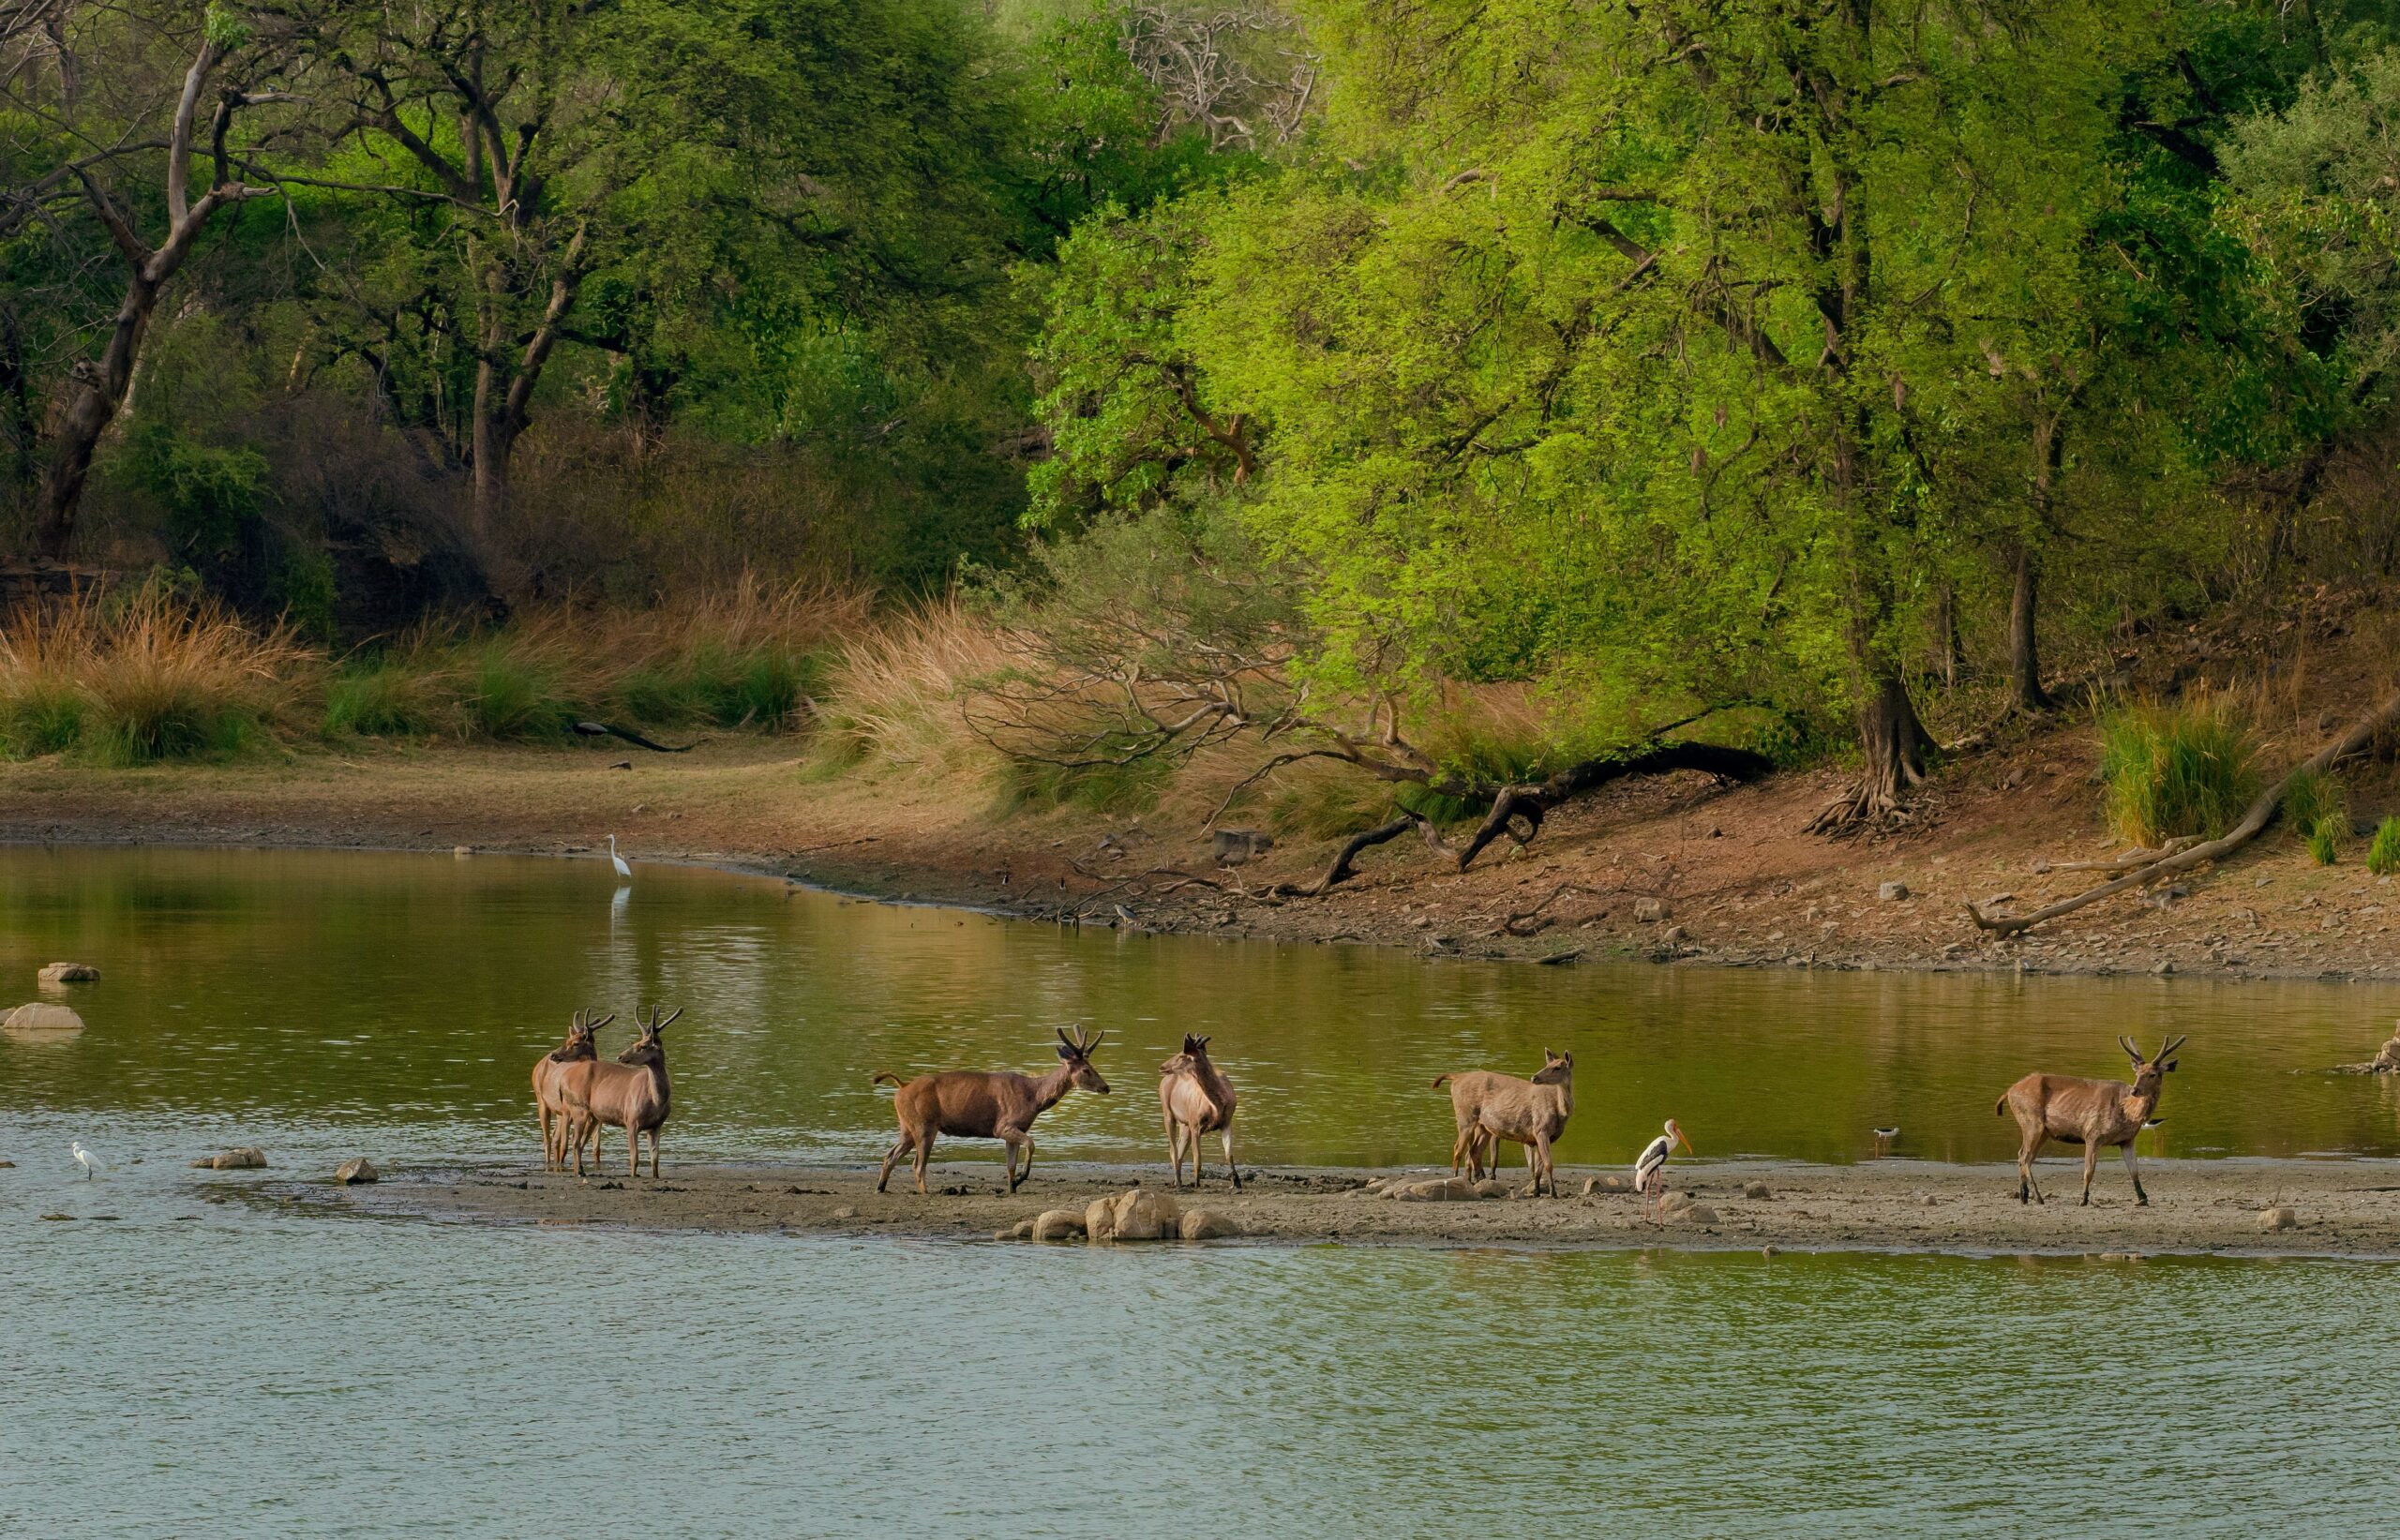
[1632,1118,1693,1219]
[70,1140,103,1180]
[607,835,632,881]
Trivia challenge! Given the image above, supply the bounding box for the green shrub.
[2283,768,2348,841]
[2099,700,2260,845]
[2306,814,2344,866]
[2369,817,2400,876]
[465,646,576,740]
[323,661,450,739]
[995,749,1170,816]
[0,680,84,758]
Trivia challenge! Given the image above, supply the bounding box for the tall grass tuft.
[2098,696,2260,845]
[0,587,308,763]
[322,656,456,739]
[2283,768,2349,865]
[2367,816,2400,876]
[815,595,1021,772]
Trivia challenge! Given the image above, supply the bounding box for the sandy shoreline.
[260,1157,2400,1260]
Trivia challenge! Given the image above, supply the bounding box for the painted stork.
[1633,1118,1692,1218]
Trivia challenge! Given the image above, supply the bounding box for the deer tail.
[1431,1073,1451,1089]
[1994,1093,2008,1116]
[872,1070,905,1087]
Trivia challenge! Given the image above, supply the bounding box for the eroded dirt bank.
[271,1158,2400,1259]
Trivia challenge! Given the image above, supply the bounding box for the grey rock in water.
[1682,1204,1721,1226]
[38,962,98,984]
[331,1158,379,1186]
[1179,1209,1240,1240]
[1878,881,1910,902]
[1760,1245,1781,1258]
[2258,1205,2298,1233]
[1743,1180,1774,1200]
[1031,1209,1086,1242]
[191,1147,267,1171]
[1471,1178,1510,1199]
[2,1002,83,1038]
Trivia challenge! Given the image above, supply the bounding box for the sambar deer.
[561,1006,678,1177]
[1159,1034,1240,1190]
[1433,1049,1574,1196]
[1996,1034,2184,1205]
[873,1026,1109,1194]
[532,1010,607,1171]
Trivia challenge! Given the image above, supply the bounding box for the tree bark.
[1808,658,1928,832]
[2008,545,2049,712]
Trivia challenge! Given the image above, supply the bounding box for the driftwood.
[1967,690,2400,937]
[1269,815,1448,898]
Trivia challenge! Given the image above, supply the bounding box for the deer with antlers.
[1996,1034,2185,1205]
[1159,1034,1240,1190]
[873,1026,1109,1194]
[561,1006,679,1178]
[532,1010,608,1171]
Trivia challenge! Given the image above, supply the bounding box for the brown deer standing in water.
[562,1006,678,1177]
[1996,1035,2184,1205]
[1159,1034,1240,1190]
[1434,1049,1574,1195]
[873,1026,1109,1194]
[532,1011,607,1171]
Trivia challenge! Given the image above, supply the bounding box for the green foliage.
[2099,700,2261,845]
[83,689,254,766]
[122,421,272,558]
[614,644,824,728]
[0,680,84,759]
[2283,768,2350,853]
[465,646,579,741]
[323,661,451,740]
[2369,816,2400,876]
[994,742,1173,815]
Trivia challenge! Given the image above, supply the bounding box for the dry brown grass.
[815,594,1028,774]
[0,586,313,762]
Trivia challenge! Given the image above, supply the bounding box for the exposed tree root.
[2030,837,2201,875]
[1967,689,2400,937]
[1453,742,1775,872]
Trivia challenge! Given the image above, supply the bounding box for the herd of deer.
[532,1008,2191,1212]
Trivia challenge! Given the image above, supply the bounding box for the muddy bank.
[270,1157,2400,1260]
[6,721,2400,985]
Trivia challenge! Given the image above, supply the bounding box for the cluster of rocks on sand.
[999,1187,1241,1244]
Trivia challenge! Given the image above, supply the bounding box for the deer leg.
[1021,1133,1037,1187]
[2079,1142,2100,1205]
[539,1105,552,1170]
[626,1120,639,1178]
[913,1129,935,1195]
[1165,1114,1184,1188]
[1533,1133,1553,1197]
[877,1131,911,1193]
[2120,1143,2146,1205]
[647,1128,661,1179]
[1222,1126,1239,1191]
[2017,1131,2043,1204]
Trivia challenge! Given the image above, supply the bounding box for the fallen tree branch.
[2030,836,2201,875]
[1454,741,1775,871]
[1496,881,1617,936]
[1268,813,1447,898]
[1967,690,2400,937]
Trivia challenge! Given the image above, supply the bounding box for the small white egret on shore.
[70,1140,103,1180]
[608,835,632,881]
[1633,1118,1693,1219]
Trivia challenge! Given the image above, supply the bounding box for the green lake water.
[4,845,2397,1536]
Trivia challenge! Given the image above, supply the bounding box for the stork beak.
[1677,1129,1695,1155]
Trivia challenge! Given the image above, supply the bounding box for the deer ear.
[2163,1059,2178,1072]
[1057,1044,1074,1060]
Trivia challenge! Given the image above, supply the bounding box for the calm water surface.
[6,846,2399,1536]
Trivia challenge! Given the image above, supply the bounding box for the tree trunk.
[1808,655,1928,833]
[36,265,161,558]
[2008,545,2050,712]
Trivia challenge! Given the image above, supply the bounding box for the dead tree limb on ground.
[1454,742,1776,871]
[2030,837,2201,875]
[1268,813,1448,898]
[1967,689,2400,937]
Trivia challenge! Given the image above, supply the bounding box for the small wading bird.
[70,1140,103,1180]
[1633,1118,1693,1219]
[607,835,632,882]
[1872,1126,1899,1155]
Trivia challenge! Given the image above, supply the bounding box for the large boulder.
[332,1158,380,1186]
[38,963,99,985]
[1085,1195,1119,1242]
[1394,1176,1478,1202]
[1582,1174,1632,1195]
[1180,1210,1241,1240]
[190,1147,267,1171]
[1107,1189,1183,1241]
[2,1002,83,1039]
[2258,1205,2298,1233]
[1031,1209,1087,1242]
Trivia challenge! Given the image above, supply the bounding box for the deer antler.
[589,1012,616,1032]
[650,1007,682,1031]
[2156,1034,2187,1060]
[2118,1034,2142,1062]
